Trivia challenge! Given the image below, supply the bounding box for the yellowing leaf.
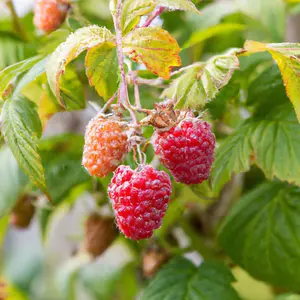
[22,79,61,127]
[46,26,115,108]
[157,0,200,14]
[244,40,300,122]
[162,49,239,108]
[123,27,181,79]
[85,43,119,101]
[121,0,156,34]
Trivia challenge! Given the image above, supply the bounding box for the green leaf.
[206,80,240,120]
[211,124,252,192]
[157,0,200,14]
[121,0,156,35]
[185,1,238,30]
[56,253,92,300]
[141,257,241,300]
[235,0,285,41]
[59,65,86,110]
[276,294,300,300]
[183,23,246,49]
[40,134,91,203]
[46,25,115,108]
[0,31,27,69]
[38,29,71,55]
[212,104,300,191]
[38,134,91,236]
[1,96,46,192]
[79,257,131,300]
[21,76,61,126]
[219,181,300,290]
[247,64,287,108]
[0,147,28,218]
[0,56,43,100]
[0,216,9,248]
[85,43,119,101]
[162,49,239,109]
[13,57,49,96]
[123,27,181,79]
[244,41,300,122]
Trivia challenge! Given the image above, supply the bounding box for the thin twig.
[141,6,165,28]
[134,82,142,109]
[113,0,138,124]
[135,77,167,88]
[5,0,28,42]
[100,93,117,113]
[131,73,142,109]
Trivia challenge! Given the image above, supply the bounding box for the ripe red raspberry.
[108,165,172,240]
[153,118,216,185]
[82,115,129,178]
[34,0,70,33]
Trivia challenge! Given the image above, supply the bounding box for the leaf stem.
[5,0,28,42]
[141,6,165,28]
[113,0,138,124]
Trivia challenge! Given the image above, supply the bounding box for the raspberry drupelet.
[108,165,172,240]
[153,118,216,185]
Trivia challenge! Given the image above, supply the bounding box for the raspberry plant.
[1,0,300,299]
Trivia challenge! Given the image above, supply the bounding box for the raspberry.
[82,115,129,178]
[34,0,70,33]
[153,118,216,185]
[83,213,117,258]
[108,165,172,240]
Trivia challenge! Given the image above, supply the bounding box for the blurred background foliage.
[1,0,300,299]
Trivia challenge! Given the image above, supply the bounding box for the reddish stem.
[114,0,138,124]
[141,6,165,28]
[100,93,117,113]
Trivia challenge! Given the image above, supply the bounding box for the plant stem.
[132,75,142,109]
[134,76,167,88]
[100,93,117,113]
[113,0,138,124]
[142,6,165,28]
[5,0,28,42]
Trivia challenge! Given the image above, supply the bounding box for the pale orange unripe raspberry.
[82,115,129,178]
[34,0,70,33]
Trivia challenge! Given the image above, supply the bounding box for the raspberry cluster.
[82,105,215,240]
[34,0,69,33]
